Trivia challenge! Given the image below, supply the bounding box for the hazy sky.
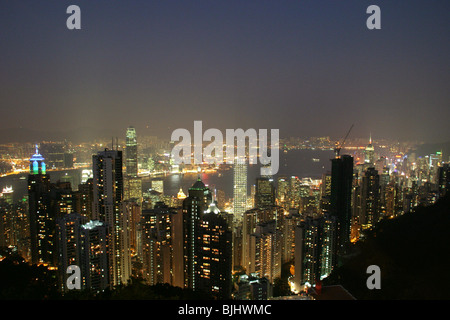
[0,0,449,142]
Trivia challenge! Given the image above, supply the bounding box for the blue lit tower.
[29,144,46,175]
[28,144,53,265]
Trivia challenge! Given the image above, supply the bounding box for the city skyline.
[0,0,449,305]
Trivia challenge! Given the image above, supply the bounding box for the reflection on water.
[0,149,335,202]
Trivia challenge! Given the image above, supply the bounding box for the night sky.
[0,0,449,143]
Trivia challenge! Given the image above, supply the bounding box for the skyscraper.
[80,220,109,292]
[364,135,375,165]
[233,163,248,222]
[294,216,323,288]
[360,167,381,229]
[330,154,354,265]
[125,126,138,178]
[28,145,54,266]
[255,177,275,209]
[196,201,232,299]
[92,149,130,287]
[141,202,183,287]
[56,212,86,291]
[182,178,212,289]
[125,126,142,204]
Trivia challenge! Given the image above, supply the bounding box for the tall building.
[80,220,109,292]
[320,213,337,280]
[281,209,301,264]
[125,126,138,178]
[141,202,183,287]
[360,167,381,229]
[196,201,232,299]
[56,212,86,291]
[125,127,141,205]
[276,176,289,210]
[233,163,248,222]
[28,145,54,266]
[255,177,275,209]
[74,178,93,219]
[248,220,282,284]
[364,135,375,165]
[92,149,130,287]
[330,154,354,265]
[182,178,212,289]
[294,217,323,289]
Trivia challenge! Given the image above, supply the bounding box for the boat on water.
[312,158,320,162]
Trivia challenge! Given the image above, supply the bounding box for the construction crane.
[334,124,354,158]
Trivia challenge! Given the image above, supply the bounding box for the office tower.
[28,145,54,266]
[92,149,130,287]
[56,212,86,291]
[255,177,275,209]
[360,167,381,229]
[124,127,142,203]
[242,208,260,272]
[125,126,138,178]
[248,220,281,284]
[196,201,232,300]
[122,199,141,258]
[276,176,289,210]
[289,176,301,209]
[124,176,143,203]
[182,178,212,289]
[294,216,323,289]
[364,135,375,165]
[330,154,354,265]
[320,172,332,199]
[74,178,93,219]
[233,163,247,222]
[80,220,109,292]
[141,202,182,287]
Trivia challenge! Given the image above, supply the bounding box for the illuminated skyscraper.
[197,201,232,299]
[248,220,281,284]
[182,178,212,289]
[364,135,375,165]
[125,126,142,204]
[255,177,275,209]
[80,220,109,292]
[56,212,86,291]
[233,163,247,221]
[92,149,130,287]
[28,145,53,266]
[141,202,183,287]
[360,167,381,229]
[294,217,322,288]
[125,126,138,178]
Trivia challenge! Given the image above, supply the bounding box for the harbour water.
[0,149,335,202]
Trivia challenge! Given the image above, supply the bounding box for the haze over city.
[0,0,449,143]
